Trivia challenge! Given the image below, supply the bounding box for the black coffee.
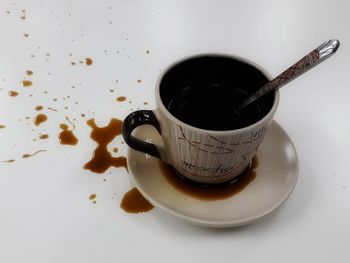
[160,56,275,131]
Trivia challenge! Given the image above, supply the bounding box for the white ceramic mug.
[123,54,279,184]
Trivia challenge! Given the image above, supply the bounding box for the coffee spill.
[58,123,78,145]
[120,187,154,213]
[22,80,32,87]
[33,114,47,126]
[85,58,93,65]
[22,150,46,159]
[35,105,43,111]
[84,118,127,173]
[158,157,259,201]
[8,91,19,97]
[116,96,126,102]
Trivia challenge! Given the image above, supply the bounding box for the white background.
[0,0,349,262]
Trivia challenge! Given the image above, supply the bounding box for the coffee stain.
[26,70,33,76]
[22,150,47,159]
[0,124,6,129]
[120,187,154,213]
[84,118,127,173]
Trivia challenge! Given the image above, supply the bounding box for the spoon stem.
[236,39,340,111]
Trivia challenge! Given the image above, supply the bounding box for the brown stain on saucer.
[158,157,259,201]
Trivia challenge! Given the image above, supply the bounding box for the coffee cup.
[122,54,279,185]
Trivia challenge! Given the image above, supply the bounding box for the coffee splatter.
[58,119,78,145]
[85,58,93,66]
[22,80,32,87]
[33,114,47,126]
[48,107,58,112]
[116,96,126,102]
[120,187,154,213]
[0,124,5,129]
[35,105,43,111]
[84,118,127,173]
[22,150,46,159]
[2,159,15,163]
[39,134,49,140]
[26,70,33,76]
[8,91,19,97]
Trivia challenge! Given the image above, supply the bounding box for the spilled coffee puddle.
[159,157,258,201]
[84,118,127,173]
[120,187,154,213]
[120,157,258,214]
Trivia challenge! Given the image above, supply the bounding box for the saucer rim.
[127,121,299,228]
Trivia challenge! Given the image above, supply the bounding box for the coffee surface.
[160,56,274,130]
[167,84,262,130]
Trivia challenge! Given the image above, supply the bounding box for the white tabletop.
[0,0,349,262]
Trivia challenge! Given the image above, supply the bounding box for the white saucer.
[127,121,299,228]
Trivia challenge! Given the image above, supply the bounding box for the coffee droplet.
[35,105,43,111]
[116,96,126,102]
[84,118,127,173]
[26,70,33,76]
[39,134,49,140]
[2,159,15,163]
[8,91,19,97]
[85,58,93,65]
[120,187,154,213]
[22,80,32,87]
[33,114,47,126]
[89,193,96,200]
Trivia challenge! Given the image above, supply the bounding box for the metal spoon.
[235,39,340,112]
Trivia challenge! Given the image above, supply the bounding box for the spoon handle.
[237,39,340,111]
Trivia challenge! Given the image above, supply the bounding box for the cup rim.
[155,53,279,135]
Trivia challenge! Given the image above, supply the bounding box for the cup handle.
[122,110,162,159]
